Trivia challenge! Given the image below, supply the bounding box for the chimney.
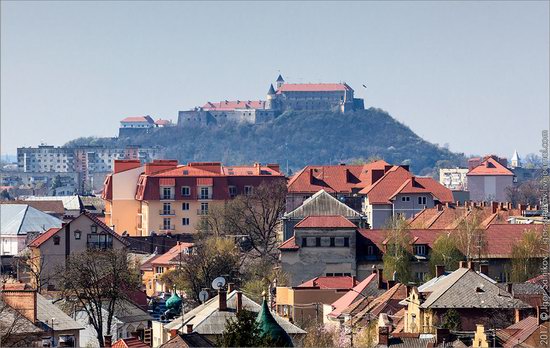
[113,159,141,174]
[377,270,384,289]
[218,290,227,311]
[480,264,489,276]
[104,335,112,348]
[459,261,467,269]
[169,329,178,338]
[515,308,522,323]
[506,283,514,296]
[236,291,243,314]
[435,265,445,278]
[266,163,281,173]
[467,261,475,270]
[227,283,235,294]
[372,266,378,274]
[491,201,498,214]
[186,324,193,334]
[435,328,450,346]
[378,325,389,346]
[387,280,396,289]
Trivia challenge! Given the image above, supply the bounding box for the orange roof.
[151,242,195,266]
[329,273,378,318]
[288,161,389,194]
[277,83,352,92]
[279,236,299,251]
[202,100,266,110]
[150,163,282,178]
[483,224,545,258]
[28,227,61,247]
[294,215,356,229]
[467,157,514,176]
[112,337,150,348]
[155,119,171,125]
[297,276,357,289]
[121,116,154,123]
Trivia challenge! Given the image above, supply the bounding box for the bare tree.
[0,299,42,347]
[455,210,485,263]
[16,250,53,292]
[58,249,140,347]
[510,229,545,282]
[382,215,413,284]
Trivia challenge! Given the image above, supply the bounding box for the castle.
[177,75,365,126]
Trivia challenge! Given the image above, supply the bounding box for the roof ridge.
[19,204,30,234]
[422,268,469,307]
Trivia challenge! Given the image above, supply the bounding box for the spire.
[256,296,293,347]
[511,150,519,161]
[267,84,276,95]
[276,74,284,82]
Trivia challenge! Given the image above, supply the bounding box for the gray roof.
[0,299,43,336]
[113,300,152,323]
[165,291,305,335]
[420,268,529,309]
[37,294,83,331]
[24,195,82,211]
[284,189,363,219]
[0,204,63,235]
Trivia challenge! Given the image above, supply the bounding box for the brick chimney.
[236,291,243,314]
[378,325,389,346]
[113,159,141,174]
[169,329,178,338]
[186,324,193,334]
[227,283,235,294]
[467,261,475,270]
[266,163,281,173]
[491,201,499,214]
[377,270,384,289]
[145,160,178,175]
[218,290,227,311]
[0,286,37,323]
[104,335,112,348]
[459,261,467,268]
[435,265,445,278]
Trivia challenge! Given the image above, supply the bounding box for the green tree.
[455,210,485,263]
[510,229,544,282]
[428,234,465,278]
[50,175,63,194]
[382,215,412,284]
[217,309,273,347]
[441,309,462,331]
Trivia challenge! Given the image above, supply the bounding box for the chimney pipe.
[378,325,389,346]
[377,270,384,289]
[506,283,513,296]
[459,261,467,269]
[104,335,112,348]
[218,290,227,311]
[435,265,445,278]
[227,283,235,294]
[186,324,193,334]
[236,291,243,314]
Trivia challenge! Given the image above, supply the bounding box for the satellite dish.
[212,277,226,290]
[199,290,209,303]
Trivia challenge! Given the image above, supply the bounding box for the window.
[200,202,209,215]
[326,273,334,277]
[229,186,237,198]
[91,225,97,233]
[316,237,321,247]
[401,196,410,202]
[181,186,190,196]
[330,237,335,247]
[367,245,374,255]
[163,218,172,230]
[182,218,190,226]
[162,203,172,215]
[155,266,164,274]
[87,234,113,249]
[344,237,350,247]
[301,238,307,247]
[182,202,190,211]
[418,196,427,205]
[74,230,81,240]
[162,187,173,200]
[53,236,60,245]
[244,186,253,195]
[199,187,211,200]
[414,245,426,256]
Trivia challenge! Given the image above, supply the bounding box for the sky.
[1,1,549,159]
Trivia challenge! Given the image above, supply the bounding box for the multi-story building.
[103,160,285,236]
[467,157,514,202]
[439,168,468,190]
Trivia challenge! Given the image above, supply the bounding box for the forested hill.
[65,108,465,176]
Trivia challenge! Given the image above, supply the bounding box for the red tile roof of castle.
[151,242,195,266]
[359,166,453,204]
[297,276,358,289]
[155,119,171,126]
[287,161,389,194]
[202,100,266,110]
[294,215,357,229]
[277,83,353,93]
[467,157,514,176]
[121,116,155,123]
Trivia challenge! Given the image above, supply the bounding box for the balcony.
[197,194,212,200]
[159,225,176,231]
[159,210,176,216]
[197,209,209,216]
[160,194,175,200]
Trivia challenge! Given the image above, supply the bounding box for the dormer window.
[401,196,411,202]
[414,244,426,256]
[53,236,60,245]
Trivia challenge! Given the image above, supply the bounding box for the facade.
[103,160,285,236]
[439,168,468,190]
[143,242,194,296]
[359,166,453,229]
[120,116,156,129]
[467,157,514,202]
[119,116,175,137]
[27,212,128,289]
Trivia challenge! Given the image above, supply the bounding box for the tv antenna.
[212,276,226,290]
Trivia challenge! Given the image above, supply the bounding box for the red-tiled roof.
[121,116,154,123]
[329,273,378,318]
[151,242,195,266]
[358,229,450,250]
[279,236,299,251]
[287,161,389,194]
[150,163,282,178]
[483,224,545,258]
[202,100,266,110]
[277,83,352,92]
[498,316,540,348]
[155,119,171,125]
[295,215,356,229]
[28,227,61,247]
[112,337,150,348]
[467,157,514,176]
[297,276,357,289]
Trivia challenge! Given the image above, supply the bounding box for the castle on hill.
[177,75,365,126]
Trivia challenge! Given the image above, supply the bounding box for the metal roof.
[0,204,63,235]
[37,294,84,331]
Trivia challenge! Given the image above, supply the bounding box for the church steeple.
[276,74,285,89]
[268,84,276,95]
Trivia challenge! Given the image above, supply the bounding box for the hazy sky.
[1,1,549,159]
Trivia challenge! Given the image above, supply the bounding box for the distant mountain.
[65,108,466,176]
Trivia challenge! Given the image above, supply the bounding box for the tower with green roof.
[256,293,293,347]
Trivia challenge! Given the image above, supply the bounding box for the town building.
[467,157,514,202]
[496,316,548,347]
[27,212,128,289]
[359,165,453,228]
[286,160,389,212]
[103,160,284,236]
[119,116,175,137]
[439,167,468,191]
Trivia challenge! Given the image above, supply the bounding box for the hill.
[65,108,465,175]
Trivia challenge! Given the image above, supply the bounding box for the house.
[467,157,514,202]
[120,116,156,129]
[359,165,453,228]
[23,195,84,218]
[286,161,389,212]
[158,290,305,347]
[281,189,368,240]
[403,264,529,333]
[103,160,284,236]
[497,316,549,348]
[0,204,63,256]
[27,212,128,289]
[143,242,194,296]
[1,199,65,219]
[76,299,152,347]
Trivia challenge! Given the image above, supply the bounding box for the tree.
[302,323,340,348]
[455,210,485,263]
[428,234,464,278]
[17,249,53,292]
[160,237,241,303]
[241,259,289,304]
[523,153,542,169]
[440,309,462,331]
[382,215,412,284]
[506,180,541,206]
[50,175,63,195]
[510,229,545,282]
[217,309,273,347]
[0,189,11,201]
[58,249,140,347]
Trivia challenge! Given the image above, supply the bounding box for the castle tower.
[266,84,276,110]
[276,74,285,90]
[510,150,521,168]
